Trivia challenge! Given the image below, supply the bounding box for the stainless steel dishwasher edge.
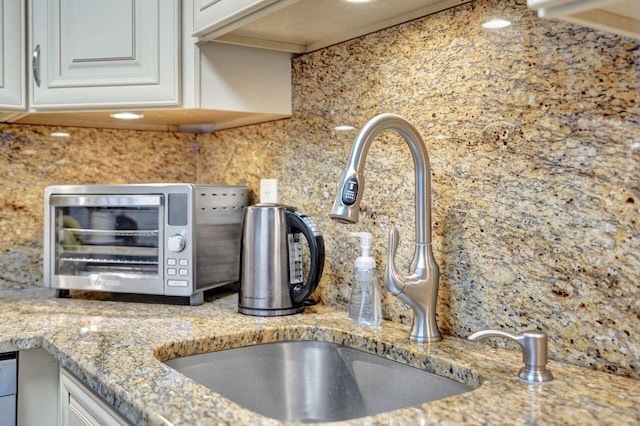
[0,352,17,426]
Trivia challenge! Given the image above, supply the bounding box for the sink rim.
[164,339,476,423]
[154,324,483,390]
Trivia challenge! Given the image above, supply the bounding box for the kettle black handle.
[286,209,325,306]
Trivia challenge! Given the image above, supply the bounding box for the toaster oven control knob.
[167,234,186,253]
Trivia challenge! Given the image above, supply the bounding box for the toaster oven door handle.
[49,195,163,207]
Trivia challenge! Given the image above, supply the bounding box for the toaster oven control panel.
[165,193,192,290]
[166,255,190,288]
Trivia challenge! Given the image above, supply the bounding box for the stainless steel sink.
[164,340,473,423]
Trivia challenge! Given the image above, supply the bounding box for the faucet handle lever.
[387,226,399,258]
[385,226,404,296]
[468,329,554,383]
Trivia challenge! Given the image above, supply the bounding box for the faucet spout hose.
[330,113,441,343]
[330,113,434,245]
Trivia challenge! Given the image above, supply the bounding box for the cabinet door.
[59,369,127,426]
[30,0,179,110]
[0,0,25,113]
[17,349,59,426]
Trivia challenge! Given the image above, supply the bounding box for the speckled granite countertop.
[0,288,638,425]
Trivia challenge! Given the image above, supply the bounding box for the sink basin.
[164,340,473,423]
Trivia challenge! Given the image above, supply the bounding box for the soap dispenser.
[348,232,381,326]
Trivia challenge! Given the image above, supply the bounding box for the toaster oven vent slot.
[197,189,248,214]
[200,206,242,211]
[199,192,247,197]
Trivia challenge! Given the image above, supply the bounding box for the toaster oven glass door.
[51,195,163,282]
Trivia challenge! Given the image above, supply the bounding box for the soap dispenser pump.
[348,232,381,326]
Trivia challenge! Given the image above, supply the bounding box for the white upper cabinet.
[528,0,640,40]
[30,0,179,109]
[0,0,26,119]
[7,0,291,132]
[193,0,475,54]
[2,0,480,131]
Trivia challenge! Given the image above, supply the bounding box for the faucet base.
[410,334,442,344]
[410,316,442,343]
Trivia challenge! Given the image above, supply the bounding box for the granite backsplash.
[1,0,638,379]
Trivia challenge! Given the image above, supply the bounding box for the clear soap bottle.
[348,232,382,326]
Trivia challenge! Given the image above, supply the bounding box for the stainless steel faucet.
[330,113,441,343]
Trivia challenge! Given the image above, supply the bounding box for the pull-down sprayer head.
[330,171,361,224]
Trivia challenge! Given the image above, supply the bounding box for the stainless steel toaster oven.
[44,184,248,305]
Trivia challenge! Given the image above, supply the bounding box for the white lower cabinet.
[59,369,128,426]
[16,349,128,426]
[17,349,58,426]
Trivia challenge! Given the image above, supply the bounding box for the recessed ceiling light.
[50,131,70,138]
[482,19,511,29]
[334,125,356,131]
[110,112,144,120]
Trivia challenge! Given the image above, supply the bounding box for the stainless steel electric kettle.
[238,205,325,316]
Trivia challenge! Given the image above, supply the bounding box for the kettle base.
[238,305,305,317]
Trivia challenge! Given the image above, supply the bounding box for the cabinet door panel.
[31,0,179,109]
[60,369,127,426]
[0,0,25,112]
[66,0,134,61]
